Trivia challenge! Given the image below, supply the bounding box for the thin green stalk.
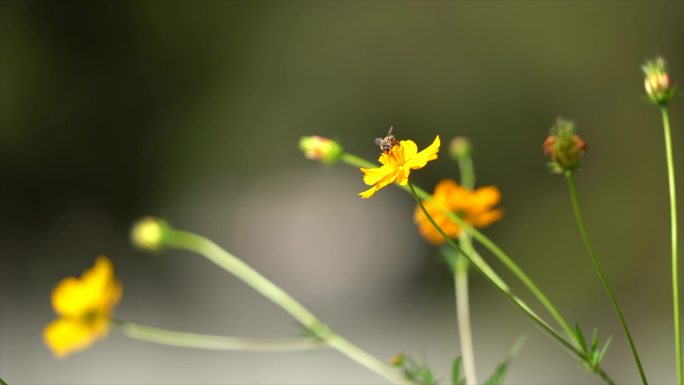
[341,152,575,342]
[165,229,409,385]
[661,105,681,384]
[454,254,477,385]
[407,182,617,384]
[113,320,326,351]
[455,148,477,385]
[566,173,648,384]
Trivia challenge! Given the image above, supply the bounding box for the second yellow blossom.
[44,256,122,358]
[414,179,503,245]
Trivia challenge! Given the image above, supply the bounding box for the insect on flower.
[374,126,398,154]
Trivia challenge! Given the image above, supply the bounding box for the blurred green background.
[1,1,683,384]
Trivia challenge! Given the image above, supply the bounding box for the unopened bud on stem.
[299,136,343,165]
[543,118,587,175]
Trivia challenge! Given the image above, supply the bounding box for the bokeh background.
[1,1,683,384]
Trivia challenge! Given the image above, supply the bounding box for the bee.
[374,126,398,153]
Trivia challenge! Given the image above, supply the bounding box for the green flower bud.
[449,136,472,161]
[389,353,405,367]
[299,136,343,165]
[543,118,587,174]
[642,57,676,105]
[131,217,171,251]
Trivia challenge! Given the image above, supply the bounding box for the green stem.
[406,182,615,383]
[454,253,477,385]
[455,149,477,385]
[113,320,326,351]
[405,185,576,342]
[164,229,409,385]
[457,154,475,190]
[341,152,615,383]
[661,105,681,384]
[566,173,648,384]
[341,152,575,342]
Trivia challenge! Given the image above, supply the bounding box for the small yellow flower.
[414,179,503,245]
[359,135,441,199]
[44,256,122,358]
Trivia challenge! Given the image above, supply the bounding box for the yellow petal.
[43,317,108,358]
[359,185,380,199]
[399,140,418,159]
[361,165,393,186]
[405,135,440,170]
[52,256,120,318]
[471,209,504,228]
[470,186,501,212]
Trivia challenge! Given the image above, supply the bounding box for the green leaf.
[483,336,527,385]
[590,328,599,354]
[598,336,613,362]
[452,356,465,385]
[574,323,587,353]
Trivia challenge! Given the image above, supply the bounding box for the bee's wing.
[374,138,383,146]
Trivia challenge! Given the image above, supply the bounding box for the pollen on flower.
[44,255,122,358]
[359,135,440,199]
[414,179,503,245]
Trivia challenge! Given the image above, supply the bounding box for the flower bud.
[543,118,587,174]
[131,217,170,251]
[449,136,472,161]
[299,136,342,165]
[642,57,676,105]
[389,353,405,367]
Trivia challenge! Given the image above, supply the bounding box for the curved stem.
[340,152,575,342]
[566,173,648,384]
[661,106,682,385]
[405,184,576,342]
[165,229,409,385]
[341,152,615,384]
[407,182,595,374]
[113,320,325,351]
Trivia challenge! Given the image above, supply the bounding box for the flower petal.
[469,186,502,213]
[359,185,380,199]
[360,165,394,186]
[52,256,121,318]
[43,317,108,358]
[471,209,504,228]
[399,140,418,159]
[405,135,440,170]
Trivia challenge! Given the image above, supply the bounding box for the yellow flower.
[414,179,503,245]
[359,135,441,198]
[44,256,122,358]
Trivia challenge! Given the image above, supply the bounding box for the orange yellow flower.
[44,255,122,358]
[359,136,440,198]
[414,179,503,245]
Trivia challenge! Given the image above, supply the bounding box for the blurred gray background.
[1,1,683,384]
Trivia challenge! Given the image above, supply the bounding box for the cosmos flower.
[414,179,503,245]
[359,136,440,199]
[44,256,122,358]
